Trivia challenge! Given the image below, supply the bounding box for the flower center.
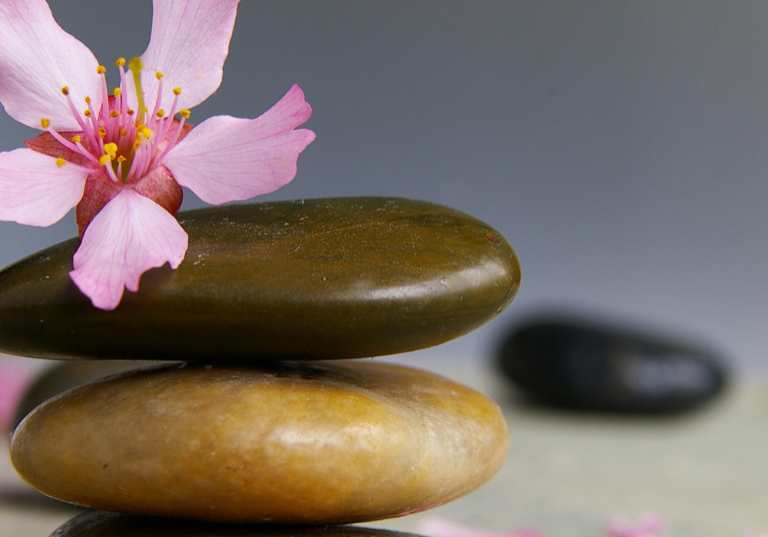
[40,57,190,184]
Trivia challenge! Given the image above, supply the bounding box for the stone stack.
[2,197,520,534]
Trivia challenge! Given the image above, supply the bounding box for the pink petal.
[135,0,240,113]
[0,148,89,226]
[163,84,315,205]
[417,517,547,537]
[0,360,36,432]
[70,189,188,311]
[0,0,102,130]
[607,512,665,537]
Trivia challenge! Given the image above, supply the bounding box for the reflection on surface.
[51,511,424,537]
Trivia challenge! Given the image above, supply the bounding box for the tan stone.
[52,510,424,537]
[12,361,509,524]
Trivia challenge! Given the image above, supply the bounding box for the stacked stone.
[2,197,520,533]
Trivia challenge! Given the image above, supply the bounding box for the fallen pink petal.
[606,512,665,537]
[0,0,314,310]
[417,516,547,537]
[0,360,36,431]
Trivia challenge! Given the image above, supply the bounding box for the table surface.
[1,357,767,537]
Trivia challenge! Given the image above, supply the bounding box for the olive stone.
[12,361,509,524]
[0,197,520,361]
[51,511,425,537]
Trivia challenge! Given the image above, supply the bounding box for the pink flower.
[606,512,665,537]
[417,516,547,537]
[0,0,315,310]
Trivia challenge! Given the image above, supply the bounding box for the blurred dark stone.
[51,511,426,537]
[497,316,729,413]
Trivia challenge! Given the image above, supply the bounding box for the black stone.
[51,510,426,537]
[496,316,729,413]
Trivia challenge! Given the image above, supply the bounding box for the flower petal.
[163,85,315,205]
[606,512,665,537]
[137,0,240,113]
[70,190,188,311]
[0,148,89,226]
[417,517,547,537]
[0,0,102,130]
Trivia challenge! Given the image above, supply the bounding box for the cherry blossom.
[0,0,314,310]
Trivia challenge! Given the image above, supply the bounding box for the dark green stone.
[52,511,425,537]
[0,197,520,361]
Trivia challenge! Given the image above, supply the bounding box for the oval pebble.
[0,197,520,361]
[12,361,509,524]
[51,511,425,537]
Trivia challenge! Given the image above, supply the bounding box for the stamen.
[40,118,50,128]
[85,97,91,105]
[155,71,164,79]
[71,135,81,143]
[119,129,128,137]
[104,143,118,158]
[117,156,127,164]
[99,154,111,166]
[173,88,181,96]
[180,110,191,119]
[84,110,92,117]
[156,109,165,118]
[96,65,107,74]
[110,111,120,118]
[113,88,122,96]
[56,158,66,167]
[127,109,135,116]
[115,57,126,67]
[141,126,151,139]
[61,86,69,96]
[98,126,107,138]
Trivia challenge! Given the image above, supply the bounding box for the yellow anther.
[55,158,66,167]
[103,143,118,159]
[97,65,107,74]
[113,88,122,96]
[110,110,120,118]
[98,126,107,138]
[156,109,165,118]
[141,126,152,139]
[99,154,111,166]
[61,86,69,96]
[71,135,81,143]
[119,128,128,137]
[173,87,182,96]
[117,155,127,164]
[126,109,134,116]
[155,71,164,79]
[179,109,191,119]
[116,58,126,67]
[84,110,91,117]
[40,118,50,128]
[85,96,91,104]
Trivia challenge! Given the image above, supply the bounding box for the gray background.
[1,1,768,375]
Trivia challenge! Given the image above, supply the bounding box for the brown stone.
[0,197,520,362]
[12,361,509,524]
[51,511,424,537]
